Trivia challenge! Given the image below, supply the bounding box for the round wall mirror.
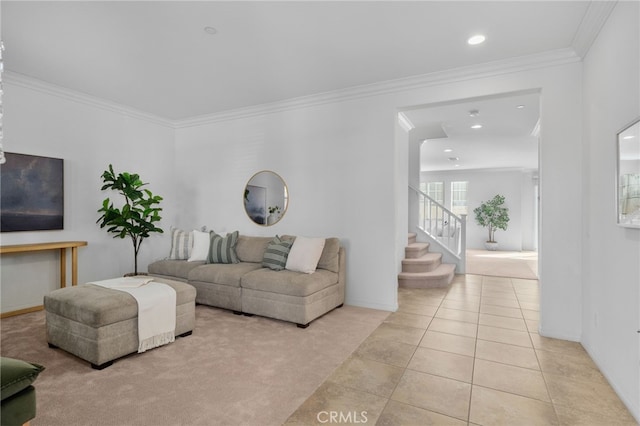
[243,170,288,226]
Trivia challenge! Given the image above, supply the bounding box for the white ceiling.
[3,1,596,121]
[2,1,610,171]
[403,91,540,172]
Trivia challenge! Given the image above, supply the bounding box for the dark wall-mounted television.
[1,152,64,232]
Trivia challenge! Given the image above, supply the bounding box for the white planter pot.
[484,241,499,251]
[266,214,277,226]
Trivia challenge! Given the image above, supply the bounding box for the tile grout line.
[424,284,477,424]
[378,288,462,423]
[517,276,562,424]
[466,275,488,424]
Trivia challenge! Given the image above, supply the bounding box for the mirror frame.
[243,170,289,226]
[616,117,640,228]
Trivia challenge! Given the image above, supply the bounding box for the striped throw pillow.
[262,236,293,271]
[169,228,193,260]
[207,231,239,264]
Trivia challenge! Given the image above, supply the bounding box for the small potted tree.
[97,164,163,275]
[473,194,509,250]
[267,205,281,225]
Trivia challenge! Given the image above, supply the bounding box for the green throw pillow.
[262,236,293,271]
[0,357,45,400]
[168,228,192,260]
[207,231,239,264]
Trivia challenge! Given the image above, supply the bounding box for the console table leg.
[60,248,67,288]
[71,247,79,286]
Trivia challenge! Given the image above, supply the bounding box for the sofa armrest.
[1,357,44,426]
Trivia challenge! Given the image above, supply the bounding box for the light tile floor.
[286,274,638,425]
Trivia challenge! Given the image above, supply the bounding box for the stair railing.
[409,185,466,261]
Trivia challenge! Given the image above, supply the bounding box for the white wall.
[420,168,537,251]
[1,80,176,313]
[581,1,640,420]
[172,60,584,335]
[395,120,410,286]
[520,170,538,251]
[620,159,640,176]
[174,99,400,311]
[407,128,426,246]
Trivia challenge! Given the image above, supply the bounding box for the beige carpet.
[465,249,538,279]
[0,304,388,426]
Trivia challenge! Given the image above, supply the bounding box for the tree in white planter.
[473,194,509,250]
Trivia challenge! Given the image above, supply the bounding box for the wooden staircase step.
[408,233,417,245]
[405,242,429,259]
[402,252,442,273]
[398,264,456,289]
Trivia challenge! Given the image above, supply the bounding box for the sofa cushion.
[148,259,205,280]
[168,228,192,260]
[1,384,36,426]
[262,236,293,271]
[188,262,263,287]
[188,230,211,262]
[236,235,273,263]
[241,268,339,297]
[317,237,341,273]
[0,357,45,401]
[285,236,325,274]
[207,231,239,264]
[281,236,340,273]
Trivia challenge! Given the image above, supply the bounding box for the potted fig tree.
[97,164,163,275]
[473,194,509,251]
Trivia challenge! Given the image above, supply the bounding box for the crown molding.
[422,166,537,175]
[4,71,175,128]
[531,118,541,139]
[397,112,415,133]
[175,48,580,129]
[572,0,617,58]
[6,47,581,131]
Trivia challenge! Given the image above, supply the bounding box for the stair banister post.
[447,210,452,249]
[459,214,467,274]
[424,195,429,231]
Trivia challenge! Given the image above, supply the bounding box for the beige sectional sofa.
[147,235,345,328]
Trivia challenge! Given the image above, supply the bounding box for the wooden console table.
[0,241,88,318]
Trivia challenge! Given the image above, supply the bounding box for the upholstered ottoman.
[44,277,196,369]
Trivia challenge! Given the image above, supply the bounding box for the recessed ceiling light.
[204,26,218,35]
[448,157,459,161]
[471,124,483,129]
[469,109,480,117]
[516,105,525,109]
[623,135,635,139]
[454,164,461,168]
[467,34,486,45]
[444,149,453,153]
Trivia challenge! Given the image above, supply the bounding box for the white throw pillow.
[285,236,326,274]
[188,230,210,262]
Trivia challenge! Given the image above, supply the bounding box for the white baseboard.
[345,298,397,312]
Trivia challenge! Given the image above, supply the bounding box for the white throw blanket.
[87,277,177,353]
